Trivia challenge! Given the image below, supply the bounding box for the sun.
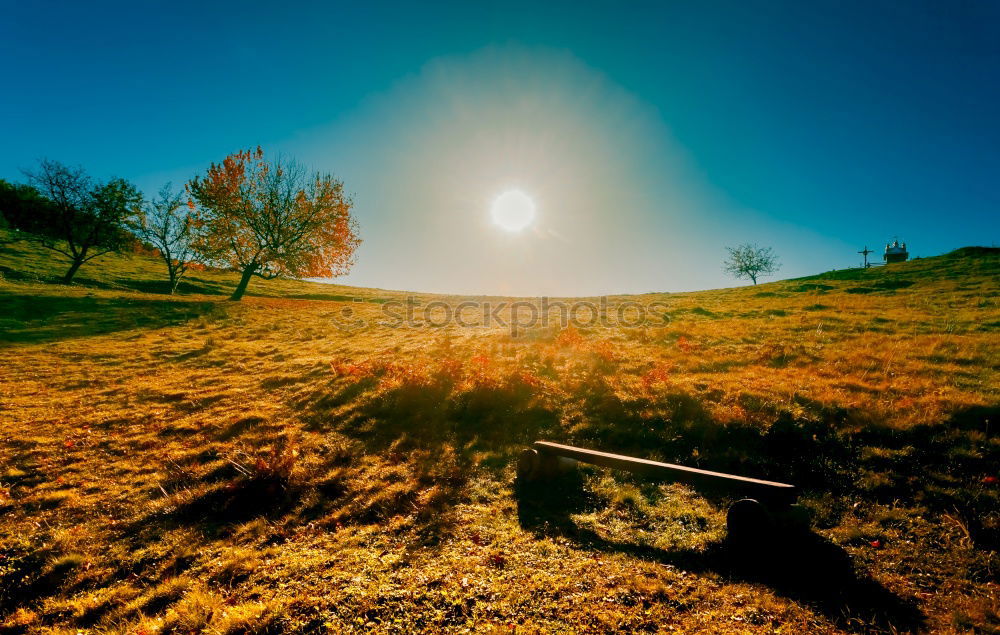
[490,190,536,232]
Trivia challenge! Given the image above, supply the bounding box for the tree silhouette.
[187,147,359,301]
[23,160,142,284]
[130,183,198,294]
[723,243,780,285]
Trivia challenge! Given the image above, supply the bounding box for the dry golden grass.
[1,232,998,633]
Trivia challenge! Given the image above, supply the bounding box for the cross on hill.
[858,245,873,268]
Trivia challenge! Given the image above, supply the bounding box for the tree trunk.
[230,264,256,301]
[750,274,757,285]
[62,259,83,284]
[168,270,177,295]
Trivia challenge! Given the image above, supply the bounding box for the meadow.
[1,230,998,633]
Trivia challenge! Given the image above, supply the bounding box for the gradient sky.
[2,1,998,295]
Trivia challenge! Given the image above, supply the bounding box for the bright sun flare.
[490,190,536,232]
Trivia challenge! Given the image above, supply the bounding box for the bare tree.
[23,159,142,284]
[130,183,197,294]
[723,243,780,285]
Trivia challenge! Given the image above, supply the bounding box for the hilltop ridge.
[1,228,997,301]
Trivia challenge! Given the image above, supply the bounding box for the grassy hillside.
[1,230,998,633]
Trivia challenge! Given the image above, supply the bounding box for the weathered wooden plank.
[532,441,798,506]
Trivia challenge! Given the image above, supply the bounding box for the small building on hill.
[884,239,909,263]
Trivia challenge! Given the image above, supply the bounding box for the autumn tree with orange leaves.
[187,148,360,301]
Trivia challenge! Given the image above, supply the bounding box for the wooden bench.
[518,441,808,541]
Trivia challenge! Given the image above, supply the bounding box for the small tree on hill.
[23,160,143,284]
[187,147,360,301]
[130,183,198,294]
[723,243,780,285]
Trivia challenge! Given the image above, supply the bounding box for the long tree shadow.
[302,373,561,464]
[0,290,223,344]
[287,374,564,546]
[515,475,925,633]
[94,275,236,296]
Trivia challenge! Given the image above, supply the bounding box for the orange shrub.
[555,326,584,348]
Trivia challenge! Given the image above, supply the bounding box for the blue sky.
[2,1,998,295]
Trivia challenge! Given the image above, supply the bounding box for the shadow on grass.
[169,477,303,529]
[100,276,235,296]
[0,290,224,344]
[302,372,561,460]
[0,259,235,296]
[116,374,545,546]
[515,475,925,633]
[289,375,562,543]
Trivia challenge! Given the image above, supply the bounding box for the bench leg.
[726,498,775,544]
[517,449,578,483]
